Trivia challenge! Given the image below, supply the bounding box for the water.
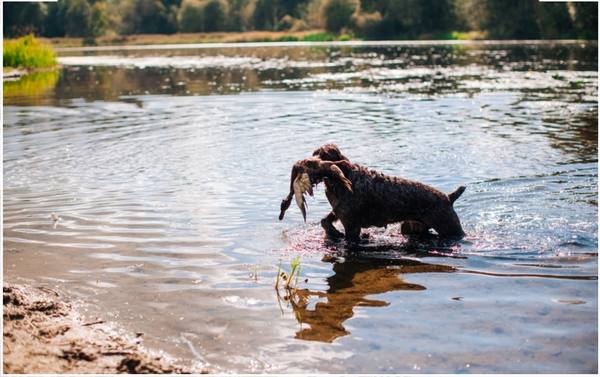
[3,41,597,373]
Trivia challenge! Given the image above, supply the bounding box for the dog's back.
[308,143,466,238]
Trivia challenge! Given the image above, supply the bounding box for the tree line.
[4,0,597,40]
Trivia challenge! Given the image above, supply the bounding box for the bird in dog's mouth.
[279,158,352,222]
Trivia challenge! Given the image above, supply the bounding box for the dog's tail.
[448,185,466,204]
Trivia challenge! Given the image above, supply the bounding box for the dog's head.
[279,158,352,222]
[312,144,350,162]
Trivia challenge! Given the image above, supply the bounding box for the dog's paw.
[324,228,344,240]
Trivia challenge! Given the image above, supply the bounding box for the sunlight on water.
[4,42,597,373]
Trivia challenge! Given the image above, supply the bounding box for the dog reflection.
[286,258,454,343]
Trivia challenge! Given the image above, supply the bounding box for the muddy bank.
[3,283,208,374]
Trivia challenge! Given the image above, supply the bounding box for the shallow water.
[3,41,598,373]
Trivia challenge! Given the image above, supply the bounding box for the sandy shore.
[3,283,208,374]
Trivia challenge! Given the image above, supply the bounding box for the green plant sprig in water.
[275,256,302,290]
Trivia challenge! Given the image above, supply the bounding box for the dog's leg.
[342,221,361,243]
[400,221,430,236]
[321,211,344,239]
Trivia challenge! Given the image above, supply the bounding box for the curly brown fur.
[312,143,350,162]
[280,144,466,241]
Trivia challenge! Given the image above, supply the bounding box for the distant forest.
[4,0,598,40]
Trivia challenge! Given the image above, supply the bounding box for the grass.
[275,256,302,291]
[274,256,306,318]
[301,32,336,42]
[447,31,488,40]
[4,35,56,69]
[37,30,362,48]
[275,32,351,42]
[38,30,331,48]
[34,29,497,50]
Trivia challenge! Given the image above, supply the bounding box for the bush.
[338,33,352,41]
[353,10,382,38]
[276,35,299,41]
[277,14,295,31]
[322,0,357,33]
[3,35,56,68]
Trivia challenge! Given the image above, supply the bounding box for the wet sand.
[3,283,208,374]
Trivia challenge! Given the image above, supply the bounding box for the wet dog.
[279,144,466,241]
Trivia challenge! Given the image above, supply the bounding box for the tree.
[66,0,92,37]
[322,0,357,33]
[419,0,453,34]
[45,1,69,37]
[203,0,228,31]
[452,0,488,32]
[178,0,204,32]
[121,0,177,34]
[253,0,278,30]
[178,0,227,32]
[571,1,598,39]
[2,0,597,40]
[483,0,540,39]
[372,0,423,39]
[224,0,246,31]
[534,2,573,39]
[3,2,46,37]
[90,2,109,37]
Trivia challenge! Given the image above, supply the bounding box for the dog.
[279,144,466,241]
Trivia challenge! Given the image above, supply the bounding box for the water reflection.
[3,42,597,373]
[3,70,59,103]
[284,256,454,343]
[543,106,598,160]
[4,43,597,106]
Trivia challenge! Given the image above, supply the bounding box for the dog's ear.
[318,161,352,193]
[329,164,352,192]
[448,186,466,204]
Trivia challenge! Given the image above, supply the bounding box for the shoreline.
[52,38,595,53]
[39,30,329,49]
[31,29,595,52]
[3,282,208,374]
[3,66,58,81]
